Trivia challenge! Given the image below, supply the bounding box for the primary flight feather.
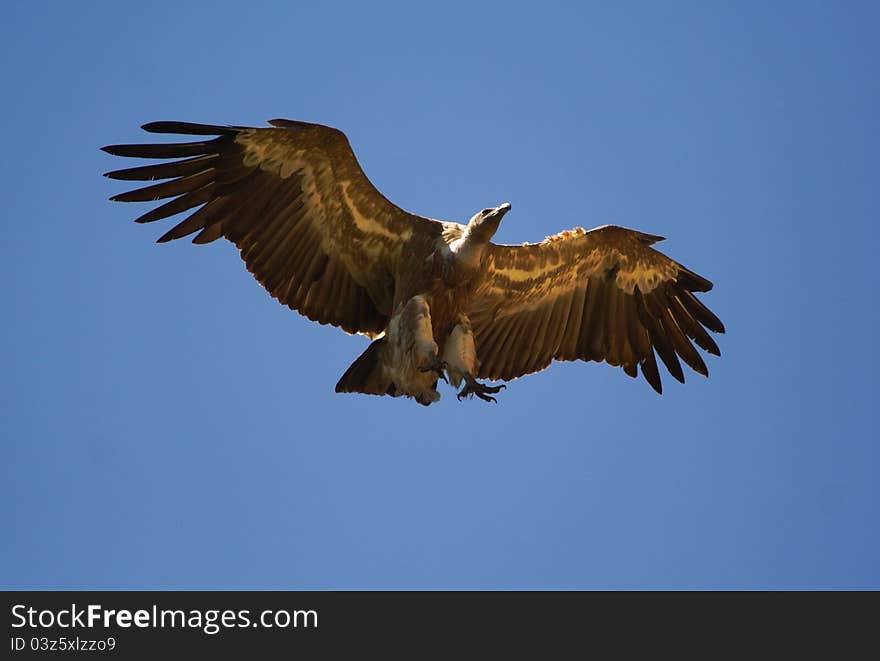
[103,119,724,405]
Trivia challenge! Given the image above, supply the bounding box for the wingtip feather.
[141,121,237,135]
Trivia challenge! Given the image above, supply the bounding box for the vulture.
[102,119,724,405]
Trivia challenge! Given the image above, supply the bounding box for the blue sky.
[2,1,877,589]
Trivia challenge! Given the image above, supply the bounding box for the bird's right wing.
[467,225,725,393]
[103,120,444,336]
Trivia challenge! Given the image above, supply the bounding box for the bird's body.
[103,119,724,405]
[345,214,508,404]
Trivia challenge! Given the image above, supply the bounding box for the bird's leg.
[457,374,506,403]
[419,353,448,383]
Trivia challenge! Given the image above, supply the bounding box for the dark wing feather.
[103,119,443,336]
[469,225,724,393]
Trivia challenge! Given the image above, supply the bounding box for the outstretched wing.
[103,119,443,336]
[468,225,725,393]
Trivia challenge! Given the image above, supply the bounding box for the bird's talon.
[457,378,505,403]
[420,357,448,382]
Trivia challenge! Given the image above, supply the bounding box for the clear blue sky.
[2,1,877,589]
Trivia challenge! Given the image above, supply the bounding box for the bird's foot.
[419,355,448,383]
[457,375,506,403]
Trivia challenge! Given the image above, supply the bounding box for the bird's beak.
[494,202,511,217]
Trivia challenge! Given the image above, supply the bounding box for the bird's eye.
[481,208,492,215]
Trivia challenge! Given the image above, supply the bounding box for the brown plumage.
[103,119,724,404]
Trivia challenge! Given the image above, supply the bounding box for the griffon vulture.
[102,120,724,405]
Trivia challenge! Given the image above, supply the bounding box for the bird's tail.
[335,339,395,397]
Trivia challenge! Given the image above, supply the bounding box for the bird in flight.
[103,119,724,405]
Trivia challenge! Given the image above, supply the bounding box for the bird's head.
[466,202,511,242]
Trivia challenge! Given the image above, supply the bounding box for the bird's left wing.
[103,120,443,336]
[467,225,725,393]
